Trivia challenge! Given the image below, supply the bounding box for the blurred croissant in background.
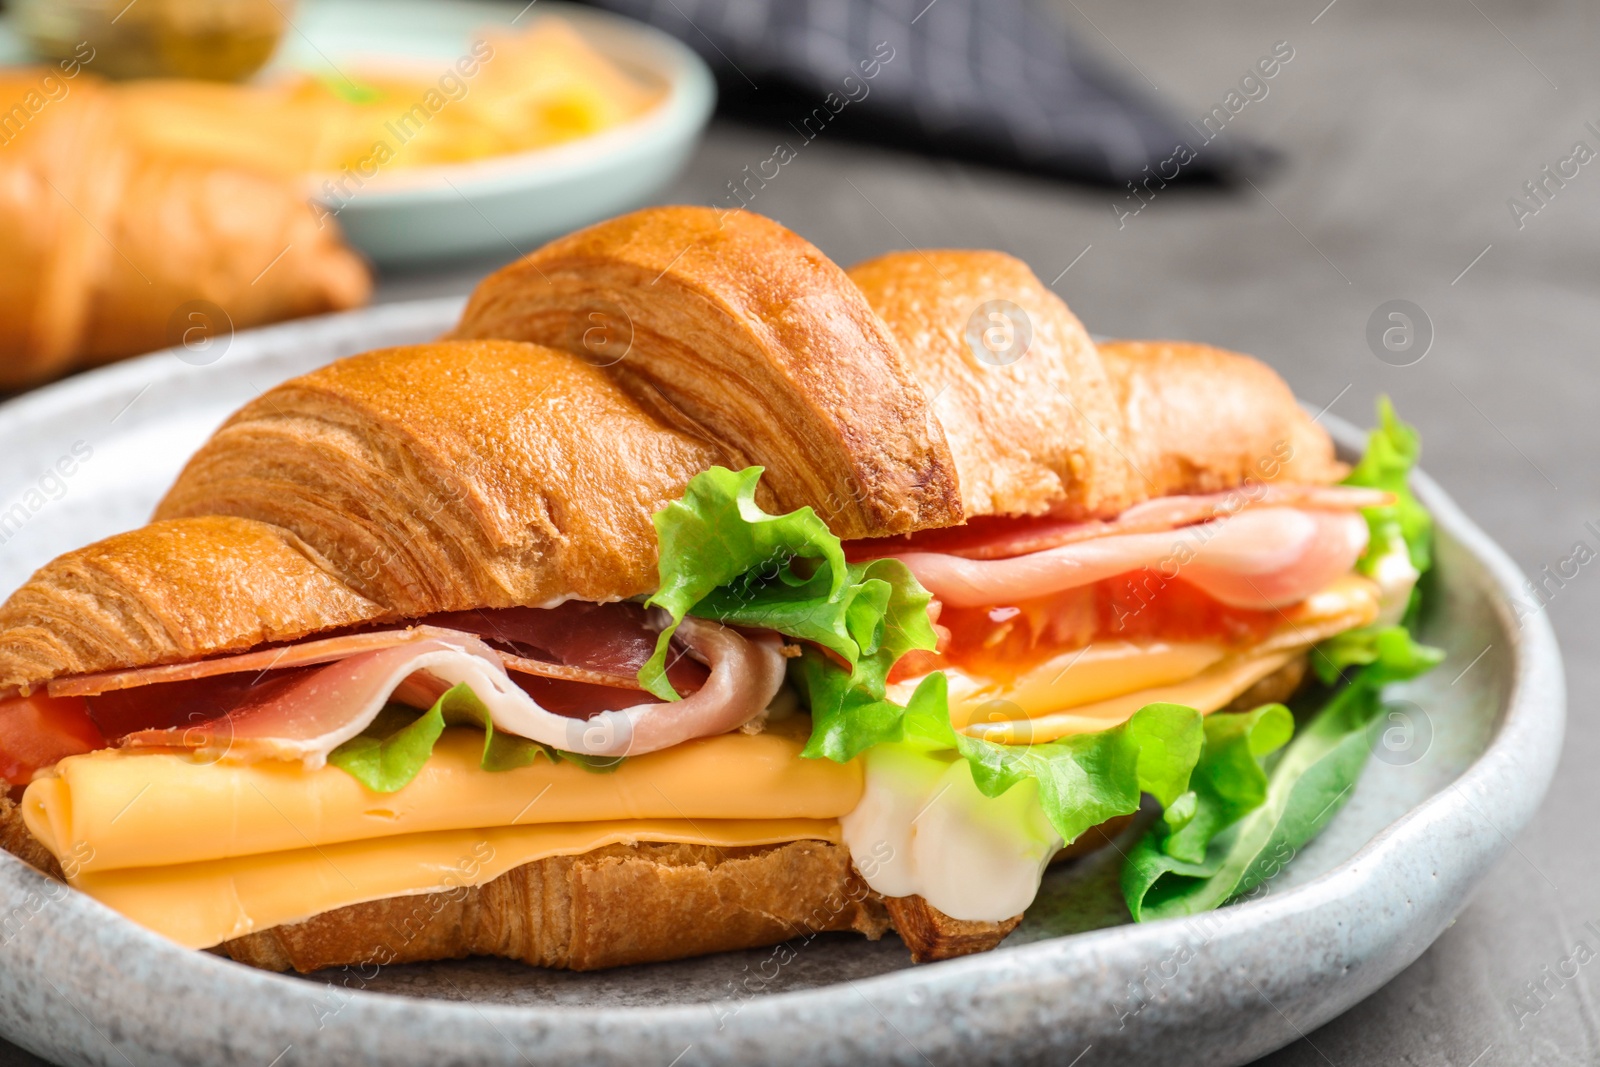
[0,66,371,391]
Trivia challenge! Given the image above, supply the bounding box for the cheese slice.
[73,818,842,950]
[923,572,1382,744]
[959,650,1297,744]
[24,725,860,874]
[943,640,1230,729]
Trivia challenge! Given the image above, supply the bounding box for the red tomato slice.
[0,692,107,785]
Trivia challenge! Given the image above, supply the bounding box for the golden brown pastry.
[848,251,1343,519]
[156,340,732,620]
[881,894,1022,964]
[0,70,369,389]
[847,249,1135,519]
[1096,339,1344,494]
[455,215,1337,528]
[452,206,962,540]
[222,840,891,973]
[0,516,384,689]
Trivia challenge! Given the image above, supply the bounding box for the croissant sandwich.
[0,207,1439,973]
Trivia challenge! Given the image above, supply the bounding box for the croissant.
[451,205,963,539]
[456,208,1340,525]
[0,70,369,389]
[222,840,892,973]
[0,207,1366,976]
[0,327,744,683]
[846,251,1342,517]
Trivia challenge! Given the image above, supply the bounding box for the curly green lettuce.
[639,466,937,760]
[1121,627,1442,920]
[1344,395,1433,576]
[328,683,620,793]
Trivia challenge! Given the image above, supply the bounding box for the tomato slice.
[0,692,107,785]
[902,571,1283,684]
[85,668,321,740]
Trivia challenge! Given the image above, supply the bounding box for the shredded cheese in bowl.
[109,19,662,179]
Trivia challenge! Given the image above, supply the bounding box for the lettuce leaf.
[959,703,1205,845]
[1121,616,1443,920]
[1159,704,1294,865]
[1344,396,1433,575]
[328,683,620,793]
[640,467,842,700]
[642,466,938,761]
[896,673,1205,845]
[1311,623,1441,687]
[327,697,453,793]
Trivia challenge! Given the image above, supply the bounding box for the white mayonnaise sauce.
[840,743,1060,922]
[1370,534,1420,625]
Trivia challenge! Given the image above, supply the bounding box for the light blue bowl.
[279,0,716,266]
[0,0,716,267]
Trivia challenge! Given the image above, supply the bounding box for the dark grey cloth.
[580,0,1270,185]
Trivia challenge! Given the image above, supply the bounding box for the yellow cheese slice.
[936,572,1382,744]
[24,726,860,874]
[942,640,1229,729]
[73,818,842,951]
[961,650,1296,744]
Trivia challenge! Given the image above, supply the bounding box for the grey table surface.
[5,0,1596,1063]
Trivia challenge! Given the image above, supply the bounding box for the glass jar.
[12,0,293,82]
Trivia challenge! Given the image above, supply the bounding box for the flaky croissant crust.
[848,249,1134,520]
[0,209,1342,689]
[452,206,964,540]
[849,252,1342,518]
[156,340,729,616]
[0,340,731,688]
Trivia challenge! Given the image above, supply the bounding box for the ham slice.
[420,604,678,685]
[117,617,786,764]
[49,617,673,700]
[50,628,457,698]
[850,483,1388,562]
[895,507,1370,611]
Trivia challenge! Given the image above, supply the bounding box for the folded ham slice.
[110,617,785,764]
[895,507,1370,611]
[50,628,465,698]
[852,483,1387,562]
[49,622,653,699]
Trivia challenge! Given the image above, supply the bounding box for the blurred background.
[0,0,1596,1064]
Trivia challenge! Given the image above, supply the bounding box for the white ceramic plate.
[0,302,1564,1067]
